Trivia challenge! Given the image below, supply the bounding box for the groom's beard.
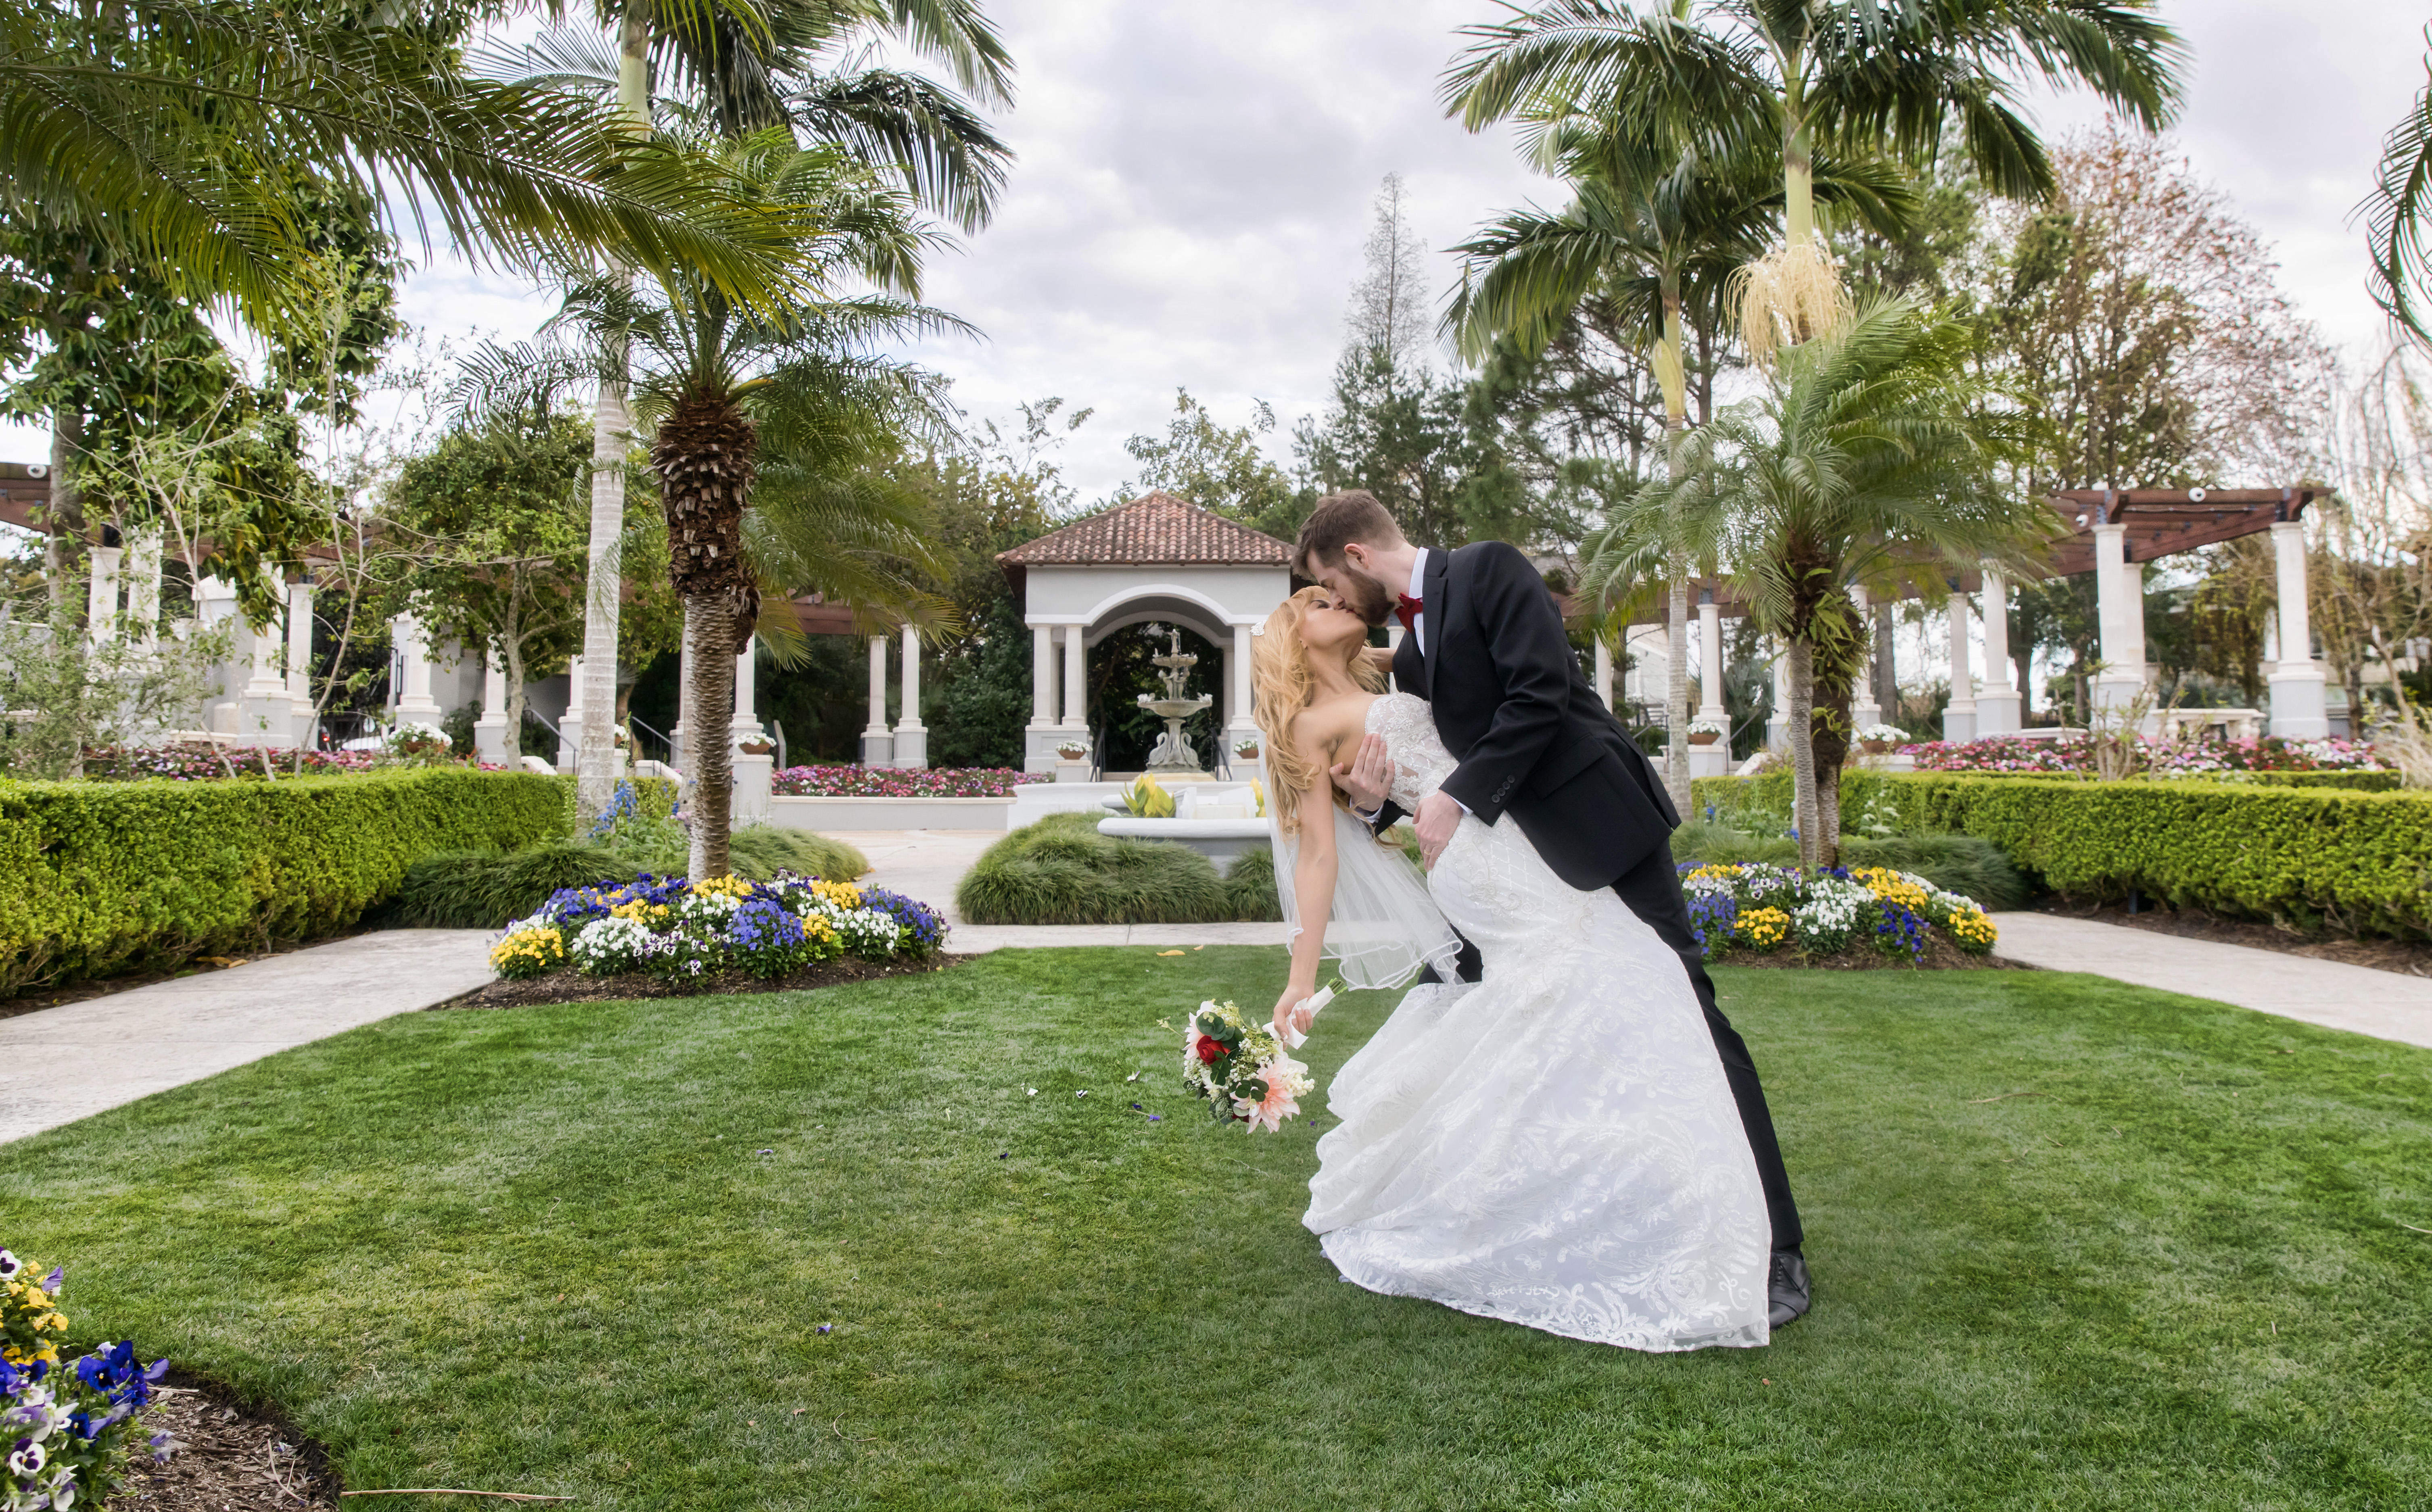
[1335,564,1393,627]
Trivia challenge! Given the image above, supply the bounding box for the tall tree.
[1350,173,1434,372]
[1117,390,1303,540]
[1443,0,2186,357]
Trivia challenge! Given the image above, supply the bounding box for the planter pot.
[1688,732,1720,747]
[738,741,774,757]
[1862,740,1890,755]
[1232,747,1260,762]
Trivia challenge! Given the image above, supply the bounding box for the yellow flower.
[692,875,754,900]
[1686,864,1746,885]
[807,879,861,911]
[1848,867,1932,913]
[1738,907,1792,950]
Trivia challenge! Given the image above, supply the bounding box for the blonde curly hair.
[1253,586,1387,834]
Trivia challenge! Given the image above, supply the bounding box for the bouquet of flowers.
[1182,999,1315,1132]
[2,1246,174,1512]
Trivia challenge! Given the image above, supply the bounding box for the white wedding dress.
[1302,692,1773,1352]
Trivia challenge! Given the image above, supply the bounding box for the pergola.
[995,491,1291,774]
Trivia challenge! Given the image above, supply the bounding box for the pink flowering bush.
[771,765,1031,798]
[1905,734,2388,777]
[80,743,382,780]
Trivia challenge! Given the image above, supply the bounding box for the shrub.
[1695,770,2432,939]
[1222,844,1282,921]
[0,769,565,995]
[391,826,871,931]
[957,812,1237,925]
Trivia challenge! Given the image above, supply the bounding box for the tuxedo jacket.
[1370,540,1681,892]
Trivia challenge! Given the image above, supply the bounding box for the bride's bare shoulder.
[1290,692,1377,755]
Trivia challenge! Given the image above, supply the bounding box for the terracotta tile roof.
[997,491,1292,568]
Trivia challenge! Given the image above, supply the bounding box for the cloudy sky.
[8,0,2429,497]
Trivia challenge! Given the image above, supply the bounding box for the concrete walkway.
[0,929,495,1145]
[845,829,1002,924]
[1990,912,2432,1049]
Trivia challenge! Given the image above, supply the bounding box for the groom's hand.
[1414,791,1462,870]
[1330,733,1392,814]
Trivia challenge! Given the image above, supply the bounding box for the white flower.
[6,1442,43,1476]
[1856,724,1909,743]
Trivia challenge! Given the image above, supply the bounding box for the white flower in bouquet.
[1182,999,1317,1132]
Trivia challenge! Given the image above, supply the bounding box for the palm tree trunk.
[1781,58,1813,246]
[1786,636,1819,866]
[683,599,735,879]
[1657,282,1691,816]
[573,4,653,827]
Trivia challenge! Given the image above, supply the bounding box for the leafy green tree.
[1292,349,1474,551]
[1118,390,1304,540]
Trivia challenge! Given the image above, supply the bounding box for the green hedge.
[957,813,1280,925]
[0,769,567,994]
[1694,771,2432,938]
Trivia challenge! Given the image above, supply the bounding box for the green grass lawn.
[4,949,2429,1509]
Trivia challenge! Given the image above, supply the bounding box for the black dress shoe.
[1768,1250,1811,1329]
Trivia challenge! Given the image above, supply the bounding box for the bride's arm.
[1272,717,1341,1038]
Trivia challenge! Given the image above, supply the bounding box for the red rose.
[1194,1036,1225,1064]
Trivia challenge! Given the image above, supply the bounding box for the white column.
[1694,592,1727,721]
[392,612,445,727]
[1975,567,2020,734]
[195,575,241,733]
[1594,635,1614,713]
[285,578,315,744]
[1849,584,1882,729]
[891,623,927,768]
[1030,625,1055,726]
[241,573,294,745]
[859,634,892,767]
[1945,589,1977,742]
[1060,625,1086,727]
[124,529,163,646]
[730,633,768,748]
[2091,519,2149,713]
[85,544,123,643]
[472,645,512,763]
[2267,516,2329,737]
[1230,623,1255,734]
[556,653,585,771]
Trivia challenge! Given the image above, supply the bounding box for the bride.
[1253,585,1774,1353]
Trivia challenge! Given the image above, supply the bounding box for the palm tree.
[1609,298,2056,864]
[1450,114,1908,809]
[512,0,1014,822]
[470,132,964,875]
[0,0,810,322]
[1443,0,2185,359]
[2367,26,2432,347]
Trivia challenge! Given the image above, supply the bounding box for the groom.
[1295,489,1812,1329]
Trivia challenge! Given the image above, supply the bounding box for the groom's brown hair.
[1293,490,1405,578]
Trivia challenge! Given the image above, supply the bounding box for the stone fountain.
[1135,626,1214,773]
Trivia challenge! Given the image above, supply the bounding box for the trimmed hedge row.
[1693,771,2432,938]
[0,769,567,994]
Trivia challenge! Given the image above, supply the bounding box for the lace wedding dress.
[1302,692,1772,1352]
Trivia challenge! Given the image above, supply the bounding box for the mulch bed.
[444,952,964,1009]
[2041,899,2432,979]
[1714,932,2029,972]
[119,1370,339,1508]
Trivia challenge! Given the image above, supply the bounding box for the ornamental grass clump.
[1678,862,1995,965]
[489,873,944,983]
[1,1245,172,1511]
[957,813,1257,925]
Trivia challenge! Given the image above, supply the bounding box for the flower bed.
[771,764,1028,798]
[3,1243,173,1510]
[1904,733,2386,776]
[491,872,946,985]
[1679,862,1997,967]
[80,742,382,779]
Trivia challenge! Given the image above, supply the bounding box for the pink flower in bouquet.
[1233,1052,1309,1134]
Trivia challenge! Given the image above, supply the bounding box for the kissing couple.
[1252,489,1809,1352]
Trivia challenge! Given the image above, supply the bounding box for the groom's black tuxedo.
[1365,540,1804,1253]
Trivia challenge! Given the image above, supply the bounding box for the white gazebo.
[996,491,1293,775]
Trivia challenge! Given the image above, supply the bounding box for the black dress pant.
[1424,842,1805,1254]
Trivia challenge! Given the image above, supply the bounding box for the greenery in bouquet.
[1181,999,1313,1132]
[1678,863,1996,964]
[1,1247,173,1512]
[490,873,946,982]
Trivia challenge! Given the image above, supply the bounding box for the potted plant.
[1856,723,1908,755]
[738,738,774,756]
[1055,739,1090,762]
[1686,717,1728,748]
[1232,735,1261,760]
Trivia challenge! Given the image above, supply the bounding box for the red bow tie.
[1395,593,1422,634]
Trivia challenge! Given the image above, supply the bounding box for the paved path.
[843,829,1001,924]
[0,930,495,1146]
[1990,912,2432,1049]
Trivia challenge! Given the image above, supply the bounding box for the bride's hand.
[1329,732,1392,812]
[1272,982,1318,1040]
